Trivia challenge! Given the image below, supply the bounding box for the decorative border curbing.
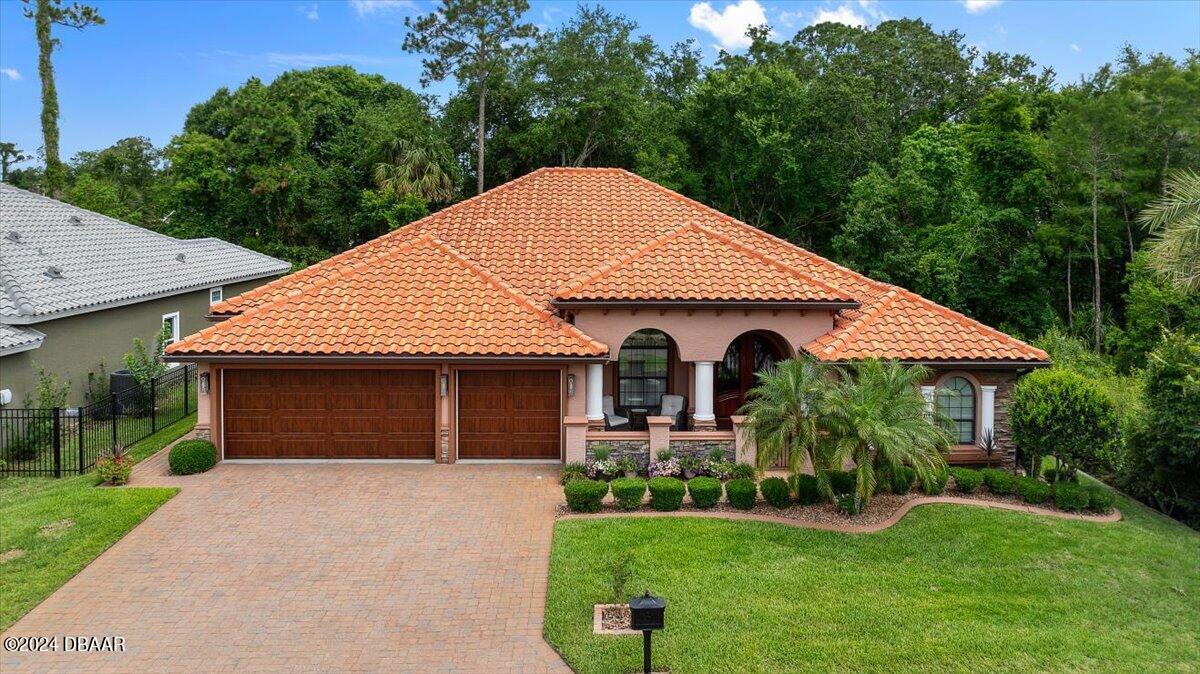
[560,496,1122,534]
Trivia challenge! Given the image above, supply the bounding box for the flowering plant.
[96,445,133,485]
[703,458,734,480]
[649,456,680,477]
[587,459,618,479]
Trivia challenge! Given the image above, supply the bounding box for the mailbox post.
[628,591,665,674]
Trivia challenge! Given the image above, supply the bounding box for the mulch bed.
[555,488,1111,526]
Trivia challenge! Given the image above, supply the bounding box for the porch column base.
[691,418,718,431]
[564,416,590,464]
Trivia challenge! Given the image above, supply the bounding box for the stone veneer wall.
[585,439,735,468]
[992,374,1018,467]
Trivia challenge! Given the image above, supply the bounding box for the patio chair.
[603,395,630,430]
[659,394,689,431]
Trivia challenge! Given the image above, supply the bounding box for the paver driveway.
[2,456,571,673]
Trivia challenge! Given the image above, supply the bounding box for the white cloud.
[857,0,888,20]
[299,3,319,20]
[777,9,803,29]
[963,0,1002,13]
[348,0,414,17]
[810,4,868,27]
[0,68,20,81]
[688,0,769,51]
[1070,43,1082,53]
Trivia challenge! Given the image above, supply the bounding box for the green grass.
[0,414,194,632]
[546,490,1200,673]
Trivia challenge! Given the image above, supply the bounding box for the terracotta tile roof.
[167,234,606,357]
[554,222,857,303]
[190,167,1047,363]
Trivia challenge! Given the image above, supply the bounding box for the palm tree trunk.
[476,84,487,195]
[34,0,63,198]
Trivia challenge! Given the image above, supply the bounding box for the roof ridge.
[0,263,35,316]
[554,222,696,297]
[685,222,855,299]
[813,288,900,356]
[888,285,1050,359]
[426,236,607,354]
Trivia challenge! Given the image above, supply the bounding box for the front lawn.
[0,414,193,632]
[545,491,1200,673]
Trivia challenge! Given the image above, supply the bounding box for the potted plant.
[680,455,701,480]
[649,448,680,477]
[616,456,639,479]
[589,444,617,480]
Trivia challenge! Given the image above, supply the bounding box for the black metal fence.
[0,364,196,477]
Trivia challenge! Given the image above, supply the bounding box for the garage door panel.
[457,370,560,459]
[224,369,436,459]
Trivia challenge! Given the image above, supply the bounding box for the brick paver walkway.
[2,458,571,673]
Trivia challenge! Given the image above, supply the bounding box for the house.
[165,168,1048,467]
[0,183,290,407]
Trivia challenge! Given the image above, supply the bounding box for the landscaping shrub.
[561,462,588,484]
[889,466,917,494]
[981,468,1017,495]
[649,477,686,511]
[949,467,983,493]
[760,477,791,508]
[564,479,608,513]
[1086,484,1117,514]
[1054,482,1090,512]
[821,469,856,496]
[726,478,757,509]
[922,466,949,495]
[610,478,647,511]
[731,463,756,480]
[834,493,862,516]
[1017,477,1050,505]
[790,473,821,505]
[95,446,132,485]
[687,476,721,509]
[168,439,217,475]
[1011,368,1119,478]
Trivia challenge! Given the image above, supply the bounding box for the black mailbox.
[628,591,665,631]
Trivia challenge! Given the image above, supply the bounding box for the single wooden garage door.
[457,370,561,459]
[223,369,436,459]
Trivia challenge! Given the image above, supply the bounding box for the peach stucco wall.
[570,306,837,362]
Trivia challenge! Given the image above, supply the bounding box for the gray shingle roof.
[0,183,290,323]
[0,323,45,356]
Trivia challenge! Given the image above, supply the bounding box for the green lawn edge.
[0,414,195,632]
[544,488,1199,673]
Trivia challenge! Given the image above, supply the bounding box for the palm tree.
[1141,169,1200,293]
[820,359,952,504]
[741,357,832,476]
[373,137,458,204]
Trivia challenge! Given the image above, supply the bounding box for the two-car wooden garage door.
[221,368,560,460]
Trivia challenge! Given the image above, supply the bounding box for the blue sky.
[1,0,1197,169]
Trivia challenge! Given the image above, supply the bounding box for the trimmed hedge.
[922,466,949,495]
[760,477,791,508]
[726,478,757,510]
[611,478,647,511]
[1086,484,1116,514]
[981,468,1017,495]
[1054,482,1090,512]
[687,477,721,509]
[882,465,917,494]
[834,493,862,516]
[790,473,821,505]
[950,467,983,493]
[1017,477,1050,504]
[822,469,857,496]
[168,439,217,476]
[564,479,608,513]
[649,477,686,511]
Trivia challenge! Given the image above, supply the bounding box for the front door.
[715,333,784,428]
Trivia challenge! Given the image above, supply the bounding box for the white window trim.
[161,312,181,367]
[209,286,224,305]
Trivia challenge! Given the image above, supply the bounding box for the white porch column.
[586,362,604,422]
[693,361,716,423]
[921,385,936,416]
[980,385,997,437]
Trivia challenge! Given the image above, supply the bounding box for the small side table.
[628,408,649,431]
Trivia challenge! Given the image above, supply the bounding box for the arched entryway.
[715,330,790,428]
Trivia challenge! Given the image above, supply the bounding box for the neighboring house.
[0,183,290,407]
[166,168,1048,467]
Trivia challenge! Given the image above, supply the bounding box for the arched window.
[937,376,976,444]
[617,329,670,408]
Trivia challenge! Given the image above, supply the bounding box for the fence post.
[52,407,62,478]
[184,366,190,416]
[78,406,85,474]
[151,376,158,433]
[111,394,119,449]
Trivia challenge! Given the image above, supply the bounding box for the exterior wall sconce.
[198,372,210,395]
[567,373,576,397]
[440,374,449,397]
